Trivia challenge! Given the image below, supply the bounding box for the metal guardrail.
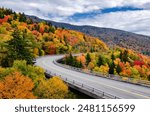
[53,60,150,88]
[45,69,120,99]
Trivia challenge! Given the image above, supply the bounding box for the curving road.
[35,55,150,99]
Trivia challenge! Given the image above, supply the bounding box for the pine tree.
[66,53,74,66]
[122,50,128,62]
[120,50,128,62]
[90,47,94,53]
[97,55,103,66]
[19,13,27,22]
[116,64,122,74]
[0,11,4,18]
[86,53,91,65]
[109,61,115,74]
[13,12,17,20]
[2,29,34,67]
[111,53,115,60]
[119,51,123,61]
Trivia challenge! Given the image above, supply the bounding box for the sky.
[0,0,150,36]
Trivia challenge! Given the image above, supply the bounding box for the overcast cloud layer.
[0,0,150,36]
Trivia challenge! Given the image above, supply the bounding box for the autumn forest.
[0,8,150,99]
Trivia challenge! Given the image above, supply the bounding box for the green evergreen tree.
[2,29,34,67]
[111,53,115,60]
[122,50,128,62]
[120,50,128,62]
[116,64,122,74]
[86,53,91,65]
[119,51,123,61]
[97,55,103,66]
[19,13,27,22]
[66,53,74,66]
[109,61,115,74]
[4,8,13,15]
[0,11,4,18]
[13,12,17,20]
[79,61,82,68]
[90,47,94,53]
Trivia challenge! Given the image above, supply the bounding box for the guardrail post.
[82,84,83,87]
[73,80,75,84]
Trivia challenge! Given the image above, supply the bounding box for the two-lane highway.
[35,55,150,99]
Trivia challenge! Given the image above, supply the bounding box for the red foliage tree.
[48,44,56,54]
[0,15,10,24]
[133,60,145,67]
[39,27,44,34]
[119,62,125,70]
[32,30,39,36]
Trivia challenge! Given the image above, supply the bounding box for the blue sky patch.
[68,11,98,21]
[101,6,143,14]
[69,6,143,21]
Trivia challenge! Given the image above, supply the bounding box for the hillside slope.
[28,15,150,55]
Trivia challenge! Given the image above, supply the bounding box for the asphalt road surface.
[35,55,150,99]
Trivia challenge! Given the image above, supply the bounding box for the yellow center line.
[92,80,150,99]
[42,59,150,99]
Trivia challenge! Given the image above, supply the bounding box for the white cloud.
[0,0,149,17]
[70,10,150,36]
[0,0,150,36]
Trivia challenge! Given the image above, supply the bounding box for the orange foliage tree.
[76,55,86,66]
[0,71,36,99]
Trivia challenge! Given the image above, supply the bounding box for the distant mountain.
[27,15,150,55]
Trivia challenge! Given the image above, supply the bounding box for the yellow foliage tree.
[93,66,100,72]
[99,65,109,74]
[34,76,68,99]
[114,58,121,65]
[33,48,39,57]
[88,62,95,70]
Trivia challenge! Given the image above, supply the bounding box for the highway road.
[35,55,150,99]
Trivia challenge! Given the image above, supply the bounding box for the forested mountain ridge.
[27,15,150,56]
